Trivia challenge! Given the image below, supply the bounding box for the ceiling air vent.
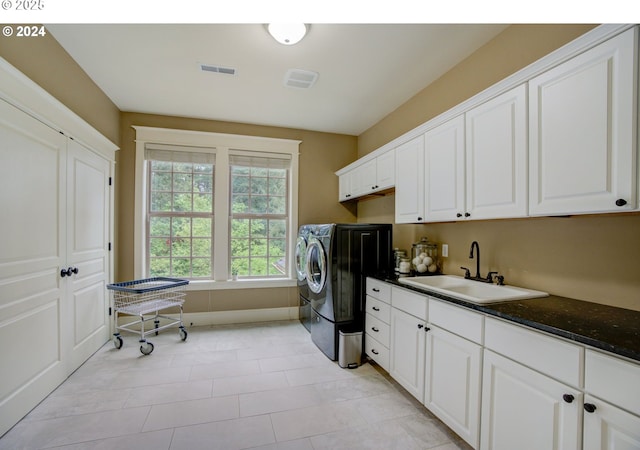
[199,63,236,75]
[284,69,318,89]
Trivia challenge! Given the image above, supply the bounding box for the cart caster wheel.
[113,336,123,350]
[140,341,154,355]
[179,327,188,341]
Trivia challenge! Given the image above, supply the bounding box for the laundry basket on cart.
[107,277,189,355]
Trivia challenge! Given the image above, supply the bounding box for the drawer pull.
[372,306,380,311]
[371,349,379,355]
[372,288,380,292]
[371,327,379,333]
[418,324,424,329]
[563,394,574,403]
[584,403,597,413]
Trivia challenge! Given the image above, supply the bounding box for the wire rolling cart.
[107,277,189,355]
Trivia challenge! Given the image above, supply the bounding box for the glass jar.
[393,249,407,273]
[411,237,440,274]
[398,257,412,275]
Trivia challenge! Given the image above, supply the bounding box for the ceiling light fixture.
[267,23,307,45]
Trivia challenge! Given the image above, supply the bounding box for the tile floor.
[0,320,472,450]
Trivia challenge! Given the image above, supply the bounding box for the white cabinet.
[389,287,428,400]
[425,325,482,449]
[480,350,582,450]
[394,135,425,223]
[424,115,466,221]
[465,84,528,220]
[338,149,395,202]
[583,395,640,450]
[364,277,392,371]
[529,27,638,216]
[0,97,114,437]
[413,84,527,223]
[583,349,640,450]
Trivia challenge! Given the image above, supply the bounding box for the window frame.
[133,126,300,290]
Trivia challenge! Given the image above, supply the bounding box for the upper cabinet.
[423,85,528,222]
[529,27,638,216]
[394,135,425,223]
[465,84,528,220]
[338,25,639,221]
[338,149,395,201]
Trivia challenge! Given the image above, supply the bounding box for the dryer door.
[305,237,327,294]
[295,236,307,281]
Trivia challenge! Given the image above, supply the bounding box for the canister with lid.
[411,237,440,274]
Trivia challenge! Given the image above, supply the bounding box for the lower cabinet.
[480,350,582,450]
[425,325,482,449]
[390,307,426,400]
[582,395,640,450]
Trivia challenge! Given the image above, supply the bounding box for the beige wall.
[0,26,120,145]
[356,24,640,312]
[118,112,358,312]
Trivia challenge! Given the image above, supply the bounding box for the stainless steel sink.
[397,275,548,304]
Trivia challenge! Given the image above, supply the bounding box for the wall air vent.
[284,69,318,89]
[199,63,236,75]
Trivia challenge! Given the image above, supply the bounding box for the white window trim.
[133,126,300,290]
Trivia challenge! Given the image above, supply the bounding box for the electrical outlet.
[442,244,449,257]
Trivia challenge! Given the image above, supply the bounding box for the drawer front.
[366,295,391,324]
[366,278,391,303]
[429,298,484,344]
[365,333,389,372]
[366,313,390,347]
[391,286,427,320]
[585,349,640,416]
[484,317,583,387]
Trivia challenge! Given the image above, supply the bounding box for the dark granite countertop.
[381,276,640,363]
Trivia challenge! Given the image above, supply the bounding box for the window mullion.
[213,148,230,281]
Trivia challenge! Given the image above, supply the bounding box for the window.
[229,155,289,278]
[147,154,214,278]
[134,126,300,287]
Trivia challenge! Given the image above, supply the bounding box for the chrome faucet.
[460,241,503,284]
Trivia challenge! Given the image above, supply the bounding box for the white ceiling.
[46,24,509,136]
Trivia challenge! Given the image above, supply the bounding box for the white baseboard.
[115,306,300,329]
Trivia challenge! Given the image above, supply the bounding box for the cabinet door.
[465,84,528,220]
[376,150,395,190]
[480,350,581,450]
[338,171,353,201]
[425,326,482,449]
[390,307,426,400]
[395,135,425,223]
[529,28,637,215]
[357,159,377,195]
[66,140,111,370]
[425,115,465,221]
[0,100,69,437]
[583,395,640,450]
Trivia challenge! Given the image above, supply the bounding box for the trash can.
[338,330,362,369]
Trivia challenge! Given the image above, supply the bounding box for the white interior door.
[0,99,69,437]
[66,139,111,370]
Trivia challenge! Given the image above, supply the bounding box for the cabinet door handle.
[584,403,597,413]
[456,213,462,218]
[616,198,627,207]
[372,288,380,292]
[417,217,423,221]
[69,266,79,275]
[371,349,379,355]
[464,212,471,217]
[60,268,71,278]
[563,394,575,403]
[417,324,424,329]
[371,327,379,333]
[372,306,380,311]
